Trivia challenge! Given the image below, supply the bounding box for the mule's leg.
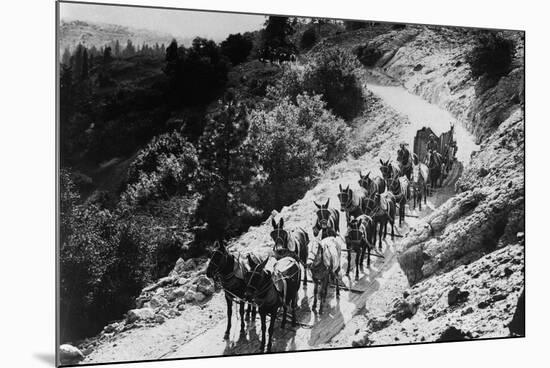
[302,263,308,287]
[335,271,340,298]
[267,311,276,352]
[252,306,257,321]
[259,312,267,352]
[239,301,245,335]
[224,296,232,340]
[355,250,361,281]
[378,222,384,250]
[346,247,351,276]
[359,243,366,272]
[319,278,326,315]
[245,303,251,321]
[292,296,298,326]
[281,303,287,329]
[367,247,371,267]
[312,281,318,311]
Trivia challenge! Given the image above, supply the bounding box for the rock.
[103,322,120,333]
[508,289,525,336]
[478,300,489,309]
[447,287,470,306]
[171,258,197,276]
[436,326,471,342]
[368,316,392,332]
[126,308,155,323]
[194,291,206,302]
[59,344,85,364]
[155,287,165,296]
[351,333,372,347]
[184,290,199,302]
[166,287,188,302]
[154,315,166,324]
[516,232,524,241]
[413,64,423,71]
[147,295,168,309]
[158,276,176,287]
[195,275,215,296]
[461,307,474,316]
[504,267,514,277]
[390,298,420,322]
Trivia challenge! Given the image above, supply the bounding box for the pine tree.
[81,48,89,80]
[114,40,121,57]
[61,47,71,66]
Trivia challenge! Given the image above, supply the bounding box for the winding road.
[161,83,476,359]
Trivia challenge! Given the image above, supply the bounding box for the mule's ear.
[247,254,257,268]
[325,198,330,208]
[339,184,343,192]
[314,201,321,209]
[380,159,383,165]
[346,184,350,191]
[358,170,363,178]
[259,257,269,269]
[366,172,370,178]
[272,217,277,229]
[279,218,284,228]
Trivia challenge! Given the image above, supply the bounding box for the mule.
[410,153,429,209]
[369,192,396,250]
[336,184,368,223]
[270,218,309,285]
[387,175,409,226]
[206,241,257,340]
[245,256,301,352]
[345,215,375,279]
[312,199,340,239]
[306,236,342,313]
[379,159,400,186]
[427,150,444,191]
[358,171,386,196]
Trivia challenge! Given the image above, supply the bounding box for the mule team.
[206,144,449,353]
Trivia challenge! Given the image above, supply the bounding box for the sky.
[60,2,266,41]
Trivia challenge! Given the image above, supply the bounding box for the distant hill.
[59,19,193,52]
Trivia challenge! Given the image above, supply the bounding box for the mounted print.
[56,0,525,366]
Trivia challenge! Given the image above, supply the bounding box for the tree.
[196,90,257,238]
[61,47,71,65]
[103,46,112,63]
[114,39,121,57]
[81,48,89,80]
[466,31,515,79]
[220,33,253,65]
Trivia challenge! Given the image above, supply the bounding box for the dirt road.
[82,81,475,364]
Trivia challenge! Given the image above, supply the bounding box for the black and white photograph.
[55,1,525,366]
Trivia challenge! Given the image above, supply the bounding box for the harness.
[246,261,300,308]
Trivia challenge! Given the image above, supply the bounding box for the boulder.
[447,287,470,306]
[126,308,155,323]
[147,295,168,309]
[368,316,392,332]
[171,258,197,276]
[166,287,188,302]
[389,297,420,322]
[184,290,199,302]
[59,344,85,364]
[436,326,472,342]
[196,275,215,296]
[508,289,525,336]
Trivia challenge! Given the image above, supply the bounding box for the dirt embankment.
[350,26,524,346]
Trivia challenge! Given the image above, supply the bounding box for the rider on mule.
[397,142,412,180]
[427,134,438,154]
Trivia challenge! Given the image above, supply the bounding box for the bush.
[300,28,318,50]
[344,21,368,31]
[122,132,200,208]
[221,33,253,65]
[272,49,365,121]
[356,44,384,67]
[467,32,515,79]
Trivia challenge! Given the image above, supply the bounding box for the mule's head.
[347,216,363,243]
[206,241,230,280]
[379,159,393,180]
[306,239,323,268]
[358,171,371,191]
[244,255,270,300]
[314,199,331,230]
[270,217,289,253]
[337,184,352,211]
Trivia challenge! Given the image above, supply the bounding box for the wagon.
[413,125,455,165]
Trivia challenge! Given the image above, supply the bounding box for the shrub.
[248,98,318,212]
[467,32,515,79]
[300,28,318,50]
[356,44,384,67]
[221,33,253,65]
[273,49,365,121]
[344,21,368,31]
[122,132,199,208]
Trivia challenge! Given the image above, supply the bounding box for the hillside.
[59,20,190,52]
[58,21,524,365]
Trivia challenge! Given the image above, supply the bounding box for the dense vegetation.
[59,16,366,342]
[467,31,515,80]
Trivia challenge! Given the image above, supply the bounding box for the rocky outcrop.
[59,344,85,365]
[398,109,524,285]
[357,242,524,345]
